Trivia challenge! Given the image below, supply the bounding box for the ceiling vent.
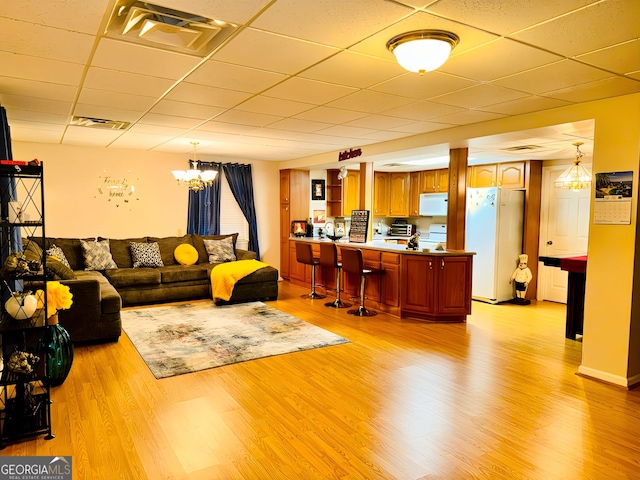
[70,116,130,130]
[383,162,406,167]
[105,1,237,57]
[502,145,542,151]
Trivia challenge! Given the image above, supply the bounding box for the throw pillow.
[130,242,164,268]
[80,239,118,270]
[203,236,236,263]
[46,244,71,269]
[46,257,76,280]
[174,243,198,266]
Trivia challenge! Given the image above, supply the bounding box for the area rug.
[121,302,350,379]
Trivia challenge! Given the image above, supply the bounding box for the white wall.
[11,141,280,265]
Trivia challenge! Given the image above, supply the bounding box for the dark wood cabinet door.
[381,253,400,307]
[402,256,436,314]
[437,256,472,315]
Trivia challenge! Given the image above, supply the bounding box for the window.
[220,176,249,249]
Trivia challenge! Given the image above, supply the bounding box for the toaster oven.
[389,223,416,236]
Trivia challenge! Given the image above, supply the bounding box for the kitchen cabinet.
[409,171,421,217]
[343,249,381,303]
[280,169,309,279]
[401,254,472,322]
[326,169,342,217]
[381,252,400,307]
[374,172,409,217]
[421,168,448,193]
[469,162,525,189]
[342,169,360,217]
[373,172,390,216]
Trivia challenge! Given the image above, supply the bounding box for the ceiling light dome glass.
[387,30,459,74]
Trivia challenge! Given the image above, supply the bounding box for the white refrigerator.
[465,187,525,304]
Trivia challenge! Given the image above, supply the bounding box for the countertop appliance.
[389,221,416,237]
[465,187,525,304]
[423,223,447,246]
[419,193,447,216]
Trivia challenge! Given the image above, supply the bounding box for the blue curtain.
[223,163,260,260]
[186,161,222,235]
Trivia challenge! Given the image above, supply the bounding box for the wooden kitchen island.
[287,238,474,323]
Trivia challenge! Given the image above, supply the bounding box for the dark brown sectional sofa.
[26,233,279,343]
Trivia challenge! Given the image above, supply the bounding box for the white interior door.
[538,164,591,303]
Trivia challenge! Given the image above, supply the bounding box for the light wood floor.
[3,281,640,479]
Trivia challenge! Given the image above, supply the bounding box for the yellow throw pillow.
[174,243,198,265]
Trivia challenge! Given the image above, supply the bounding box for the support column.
[446,148,468,250]
[360,162,374,241]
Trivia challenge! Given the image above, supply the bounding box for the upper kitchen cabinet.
[409,171,421,217]
[374,172,409,217]
[326,169,342,217]
[373,172,390,216]
[342,169,360,217]
[469,162,525,189]
[421,168,448,193]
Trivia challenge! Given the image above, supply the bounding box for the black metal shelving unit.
[0,162,54,448]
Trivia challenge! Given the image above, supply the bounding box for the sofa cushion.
[31,238,86,271]
[107,237,147,268]
[193,233,238,264]
[204,237,236,263]
[174,243,198,265]
[46,257,76,280]
[148,235,194,266]
[130,242,164,268]
[103,268,161,288]
[23,239,43,265]
[80,239,118,270]
[158,265,209,283]
[46,244,71,269]
[73,270,121,315]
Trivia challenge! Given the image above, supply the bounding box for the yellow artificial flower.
[46,281,73,314]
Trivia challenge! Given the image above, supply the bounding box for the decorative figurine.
[407,232,420,250]
[509,253,532,305]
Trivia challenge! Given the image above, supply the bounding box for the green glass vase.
[47,323,74,387]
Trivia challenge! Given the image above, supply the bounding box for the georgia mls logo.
[0,456,72,480]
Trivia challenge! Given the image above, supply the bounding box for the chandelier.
[387,30,459,75]
[171,142,217,192]
[554,142,592,191]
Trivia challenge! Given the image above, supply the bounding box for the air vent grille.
[106,1,237,57]
[71,116,130,130]
[502,145,542,151]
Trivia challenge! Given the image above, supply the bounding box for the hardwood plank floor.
[3,281,639,479]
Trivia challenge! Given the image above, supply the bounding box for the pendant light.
[554,142,592,191]
[171,141,217,192]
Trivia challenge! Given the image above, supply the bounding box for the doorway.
[537,164,591,303]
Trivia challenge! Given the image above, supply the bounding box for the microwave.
[419,193,448,216]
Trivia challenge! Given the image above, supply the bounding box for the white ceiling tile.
[326,90,414,114]
[290,133,352,146]
[91,38,201,80]
[250,0,411,48]
[482,96,571,116]
[426,0,594,36]
[316,125,379,138]
[110,131,174,150]
[77,88,158,111]
[138,113,204,129]
[358,130,416,142]
[293,106,368,124]
[84,68,176,97]
[628,71,640,81]
[0,93,72,116]
[382,101,466,121]
[344,115,414,130]
[576,40,640,76]
[235,96,315,117]
[300,51,405,88]
[371,71,477,100]
[165,82,251,108]
[390,121,454,134]
[492,60,613,94]
[212,28,339,74]
[127,124,191,137]
[195,121,257,135]
[266,118,332,133]
[148,0,271,24]
[246,128,304,141]
[430,84,528,109]
[542,77,640,103]
[430,110,508,126]
[9,126,64,144]
[73,104,144,123]
[0,18,93,64]
[439,38,563,82]
[0,77,77,102]
[0,0,110,34]
[0,52,84,86]
[5,109,69,126]
[512,1,640,57]
[212,109,283,127]
[149,100,225,120]
[62,125,124,147]
[264,77,357,104]
[186,61,287,93]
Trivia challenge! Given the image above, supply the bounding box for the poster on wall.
[593,170,633,225]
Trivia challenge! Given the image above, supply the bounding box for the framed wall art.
[311,179,325,200]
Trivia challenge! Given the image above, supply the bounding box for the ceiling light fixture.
[387,29,459,75]
[554,142,592,191]
[171,141,217,192]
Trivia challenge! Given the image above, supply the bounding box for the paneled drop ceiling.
[0,0,638,167]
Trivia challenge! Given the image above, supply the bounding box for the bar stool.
[295,242,325,300]
[319,242,351,308]
[340,248,383,317]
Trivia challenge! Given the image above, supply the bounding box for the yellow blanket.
[210,259,270,302]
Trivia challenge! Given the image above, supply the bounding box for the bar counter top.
[290,236,475,257]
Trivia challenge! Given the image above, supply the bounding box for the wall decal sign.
[338,148,362,161]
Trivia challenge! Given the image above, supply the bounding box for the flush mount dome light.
[386,30,459,74]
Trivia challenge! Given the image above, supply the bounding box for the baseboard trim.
[577,365,639,389]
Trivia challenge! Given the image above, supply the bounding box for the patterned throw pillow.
[130,242,164,268]
[80,239,118,270]
[203,237,236,263]
[46,244,71,269]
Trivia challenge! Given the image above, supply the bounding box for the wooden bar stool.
[340,248,383,317]
[295,242,325,300]
[319,242,351,308]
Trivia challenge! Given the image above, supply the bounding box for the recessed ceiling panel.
[186,60,287,92]
[326,90,414,114]
[264,77,357,104]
